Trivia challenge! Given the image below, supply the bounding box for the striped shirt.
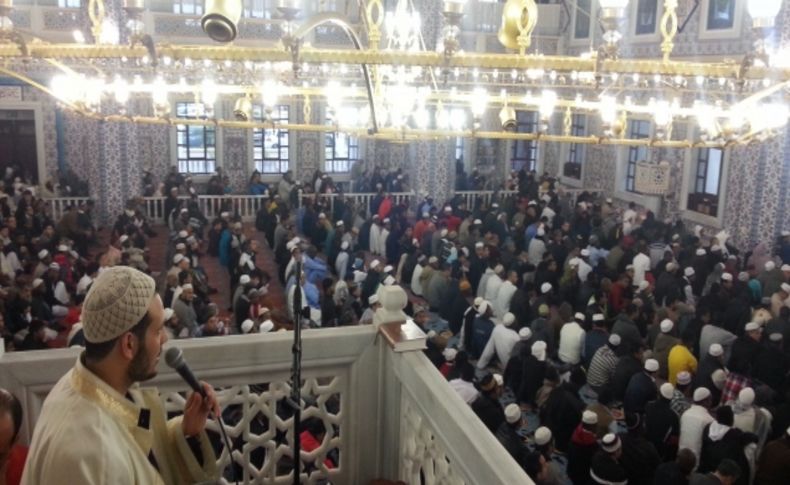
[587,345,619,389]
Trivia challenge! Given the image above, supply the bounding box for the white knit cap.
[582,410,598,425]
[38,249,49,259]
[502,312,516,326]
[383,265,394,273]
[721,273,733,282]
[660,383,675,400]
[58,244,68,252]
[341,241,349,250]
[738,387,755,406]
[693,387,711,402]
[163,308,174,321]
[49,262,60,271]
[608,334,621,346]
[518,327,532,339]
[428,256,438,264]
[541,282,552,294]
[581,249,590,257]
[259,320,275,333]
[709,343,723,357]
[644,359,659,372]
[370,260,381,269]
[241,319,254,334]
[766,261,776,271]
[82,266,156,343]
[660,319,674,333]
[575,312,586,321]
[477,300,490,316]
[684,267,695,277]
[781,283,790,293]
[782,265,790,272]
[383,275,396,286]
[696,248,706,256]
[638,280,649,291]
[239,274,251,285]
[593,313,605,322]
[745,321,761,332]
[173,254,185,264]
[443,348,457,361]
[711,370,727,390]
[505,403,521,424]
[368,294,379,305]
[601,434,621,453]
[534,426,552,446]
[32,278,44,289]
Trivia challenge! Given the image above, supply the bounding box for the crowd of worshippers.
[237,164,790,483]
[0,180,108,353]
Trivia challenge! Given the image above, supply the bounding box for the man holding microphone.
[22,266,219,484]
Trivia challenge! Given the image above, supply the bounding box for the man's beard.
[128,343,158,383]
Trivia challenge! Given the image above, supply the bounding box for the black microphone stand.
[287,261,303,485]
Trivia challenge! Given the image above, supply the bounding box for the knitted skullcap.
[505,404,521,424]
[534,427,552,446]
[82,266,156,343]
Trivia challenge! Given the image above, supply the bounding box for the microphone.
[165,347,206,397]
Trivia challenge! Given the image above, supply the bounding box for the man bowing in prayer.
[22,266,219,485]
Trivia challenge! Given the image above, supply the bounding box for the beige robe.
[22,356,217,485]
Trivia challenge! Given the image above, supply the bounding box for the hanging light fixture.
[598,0,630,57]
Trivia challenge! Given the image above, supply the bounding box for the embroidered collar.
[71,355,143,429]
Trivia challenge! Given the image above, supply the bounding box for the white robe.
[493,280,517,319]
[369,224,382,256]
[378,228,389,258]
[22,357,217,485]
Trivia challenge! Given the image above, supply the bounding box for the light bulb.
[201,79,217,106]
[599,96,617,124]
[539,90,557,119]
[469,87,488,117]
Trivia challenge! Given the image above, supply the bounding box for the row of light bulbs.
[49,71,788,139]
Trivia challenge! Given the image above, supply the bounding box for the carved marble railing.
[455,189,518,209]
[0,325,532,484]
[42,196,92,222]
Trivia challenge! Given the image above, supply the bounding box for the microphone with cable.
[165,346,239,485]
[165,347,206,398]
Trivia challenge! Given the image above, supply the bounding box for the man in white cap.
[558,311,586,366]
[359,294,381,325]
[477,312,520,369]
[368,215,382,256]
[682,266,697,307]
[653,319,679,380]
[645,382,681,460]
[632,243,652,288]
[679,387,715,461]
[335,240,350,281]
[483,264,505,305]
[577,248,593,283]
[22,266,219,484]
[493,270,518,320]
[587,334,621,393]
[770,282,790,318]
[33,249,51,279]
[728,321,763,378]
[566,410,600,484]
[624,358,659,415]
[527,226,547,266]
[590,434,627,485]
[759,260,784,299]
[469,300,496,360]
[494,403,527,462]
[728,387,772,452]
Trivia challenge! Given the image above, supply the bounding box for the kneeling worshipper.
[22,266,219,484]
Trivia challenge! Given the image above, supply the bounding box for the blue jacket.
[470,316,495,359]
[219,228,232,268]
